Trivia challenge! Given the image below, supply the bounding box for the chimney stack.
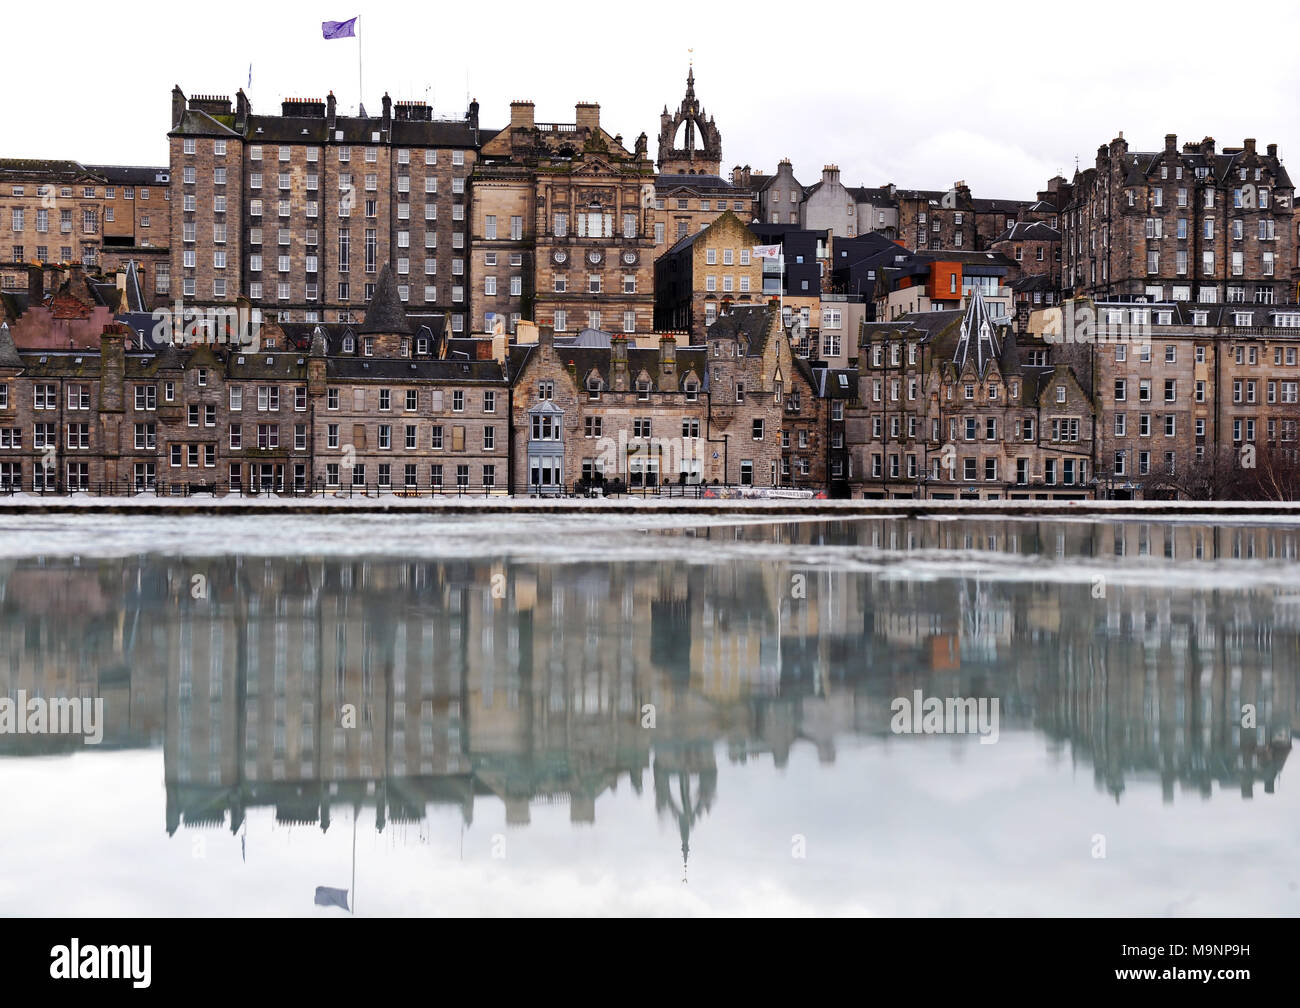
[27,264,43,304]
[611,334,629,391]
[171,85,186,130]
[1165,133,1177,153]
[1244,138,1256,154]
[510,101,535,131]
[575,102,600,135]
[1268,143,1278,158]
[658,334,677,390]
[327,91,337,129]
[99,323,128,414]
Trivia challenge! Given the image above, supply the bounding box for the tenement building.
[507,305,823,491]
[1032,296,1300,499]
[167,86,491,333]
[471,99,656,338]
[0,264,509,493]
[849,293,1096,499]
[0,159,169,297]
[653,211,763,337]
[1059,133,1297,304]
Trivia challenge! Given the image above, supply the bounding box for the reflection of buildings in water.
[0,528,1295,842]
[0,559,169,752]
[1039,584,1298,803]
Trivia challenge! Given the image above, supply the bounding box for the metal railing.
[0,478,805,500]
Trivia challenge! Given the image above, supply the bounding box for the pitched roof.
[87,165,169,185]
[991,220,1062,243]
[705,304,775,355]
[654,174,749,195]
[953,291,1001,377]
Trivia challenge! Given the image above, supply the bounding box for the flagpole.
[356,19,363,112]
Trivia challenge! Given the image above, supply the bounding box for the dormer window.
[417,337,428,354]
[637,380,650,400]
[964,384,974,400]
[343,335,355,353]
[684,381,698,403]
[587,379,601,401]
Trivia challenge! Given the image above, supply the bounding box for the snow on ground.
[2,491,1300,519]
[0,509,1297,592]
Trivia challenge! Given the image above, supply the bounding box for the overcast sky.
[4,0,1299,201]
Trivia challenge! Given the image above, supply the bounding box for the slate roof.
[848,186,896,203]
[0,159,103,182]
[953,290,1001,376]
[510,339,707,392]
[808,365,858,399]
[0,322,23,369]
[705,304,776,356]
[655,174,748,194]
[991,221,1062,243]
[325,358,506,381]
[357,264,415,335]
[87,165,169,185]
[1009,274,1056,293]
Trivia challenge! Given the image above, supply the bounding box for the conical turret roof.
[358,263,414,335]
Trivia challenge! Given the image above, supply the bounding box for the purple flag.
[322,17,357,39]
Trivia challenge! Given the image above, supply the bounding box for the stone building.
[303,264,510,492]
[507,305,821,491]
[0,158,171,308]
[1032,296,1300,498]
[168,86,489,333]
[470,99,656,339]
[507,324,709,491]
[1059,133,1297,304]
[751,159,805,226]
[801,165,862,238]
[0,262,511,493]
[0,159,93,277]
[895,182,1038,253]
[654,211,763,337]
[849,293,1095,499]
